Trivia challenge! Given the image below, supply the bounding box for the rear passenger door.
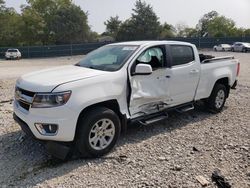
[166,45,200,106]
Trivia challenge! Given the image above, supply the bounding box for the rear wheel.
[76,107,121,158]
[206,84,227,113]
[242,48,247,53]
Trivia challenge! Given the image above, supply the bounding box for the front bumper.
[14,112,72,160]
[13,99,78,142]
[13,113,36,139]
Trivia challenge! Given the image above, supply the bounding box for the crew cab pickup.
[13,41,239,159]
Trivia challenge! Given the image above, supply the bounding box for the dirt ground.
[0,51,249,187]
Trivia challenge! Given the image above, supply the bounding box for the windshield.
[76,45,138,71]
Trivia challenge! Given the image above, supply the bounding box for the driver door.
[129,46,171,118]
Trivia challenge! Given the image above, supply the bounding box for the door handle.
[166,75,171,78]
[189,69,199,74]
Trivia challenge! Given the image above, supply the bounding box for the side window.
[170,45,194,66]
[136,47,164,70]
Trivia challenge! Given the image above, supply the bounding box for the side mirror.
[133,64,153,75]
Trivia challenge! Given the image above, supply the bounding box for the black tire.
[76,107,121,158]
[206,84,227,113]
[242,48,247,53]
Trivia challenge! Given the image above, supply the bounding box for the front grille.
[18,101,30,111]
[15,87,35,111]
[17,87,35,97]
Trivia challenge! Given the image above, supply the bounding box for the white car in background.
[213,44,232,51]
[5,48,22,60]
[231,42,250,52]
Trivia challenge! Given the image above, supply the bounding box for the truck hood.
[16,65,106,92]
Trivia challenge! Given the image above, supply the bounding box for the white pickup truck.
[13,41,239,159]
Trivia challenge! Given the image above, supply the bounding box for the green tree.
[26,0,71,16]
[0,1,22,46]
[104,16,121,39]
[175,22,188,37]
[19,6,45,45]
[0,0,5,10]
[159,23,176,39]
[20,0,92,44]
[244,29,250,37]
[182,28,199,37]
[117,0,161,41]
[49,4,91,44]
[88,31,99,42]
[207,16,237,37]
[197,11,219,37]
[116,19,134,41]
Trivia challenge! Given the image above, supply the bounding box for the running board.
[139,114,168,126]
[175,104,194,113]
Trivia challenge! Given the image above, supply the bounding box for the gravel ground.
[0,52,249,187]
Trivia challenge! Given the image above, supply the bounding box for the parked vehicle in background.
[213,44,232,51]
[231,42,250,52]
[5,48,22,60]
[13,41,240,159]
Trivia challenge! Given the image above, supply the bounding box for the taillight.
[236,63,240,77]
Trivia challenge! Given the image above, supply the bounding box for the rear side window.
[7,49,18,52]
[170,45,194,66]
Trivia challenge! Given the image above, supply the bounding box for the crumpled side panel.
[129,72,171,118]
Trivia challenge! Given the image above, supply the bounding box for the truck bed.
[199,54,234,64]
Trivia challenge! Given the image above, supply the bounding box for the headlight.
[32,91,71,108]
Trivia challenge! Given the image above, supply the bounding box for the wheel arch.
[75,99,127,140]
[212,77,230,98]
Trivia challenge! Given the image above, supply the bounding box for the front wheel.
[76,107,121,158]
[206,84,227,113]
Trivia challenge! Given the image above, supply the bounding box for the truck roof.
[7,48,19,51]
[109,40,193,47]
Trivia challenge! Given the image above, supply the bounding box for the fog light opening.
[35,123,58,135]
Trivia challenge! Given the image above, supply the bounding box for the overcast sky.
[6,0,250,33]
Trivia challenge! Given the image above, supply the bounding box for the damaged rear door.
[129,46,171,118]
